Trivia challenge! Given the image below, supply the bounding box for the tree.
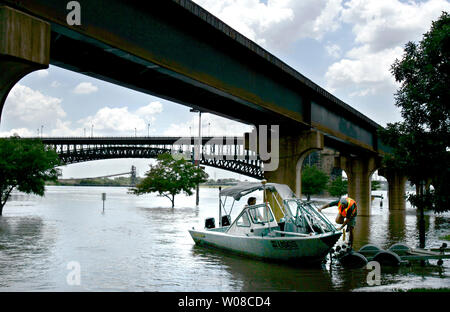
[371,181,381,191]
[328,176,348,197]
[130,153,208,208]
[301,165,329,201]
[378,12,450,214]
[0,136,61,215]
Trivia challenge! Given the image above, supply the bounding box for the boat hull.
[189,228,341,264]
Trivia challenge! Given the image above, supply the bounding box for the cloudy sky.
[1,0,449,179]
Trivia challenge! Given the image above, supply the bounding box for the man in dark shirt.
[318,196,357,247]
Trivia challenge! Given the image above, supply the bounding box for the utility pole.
[91,124,94,138]
[148,123,150,137]
[190,108,202,206]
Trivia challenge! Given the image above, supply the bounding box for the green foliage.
[301,165,329,200]
[130,153,208,208]
[328,176,347,197]
[379,12,450,213]
[0,136,61,215]
[371,181,381,191]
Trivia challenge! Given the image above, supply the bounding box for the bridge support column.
[378,168,407,210]
[0,6,50,122]
[335,155,379,216]
[262,130,324,198]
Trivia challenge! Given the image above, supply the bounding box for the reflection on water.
[0,216,57,289]
[0,187,448,291]
[191,245,335,291]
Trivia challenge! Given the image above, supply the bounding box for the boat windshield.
[247,204,274,224]
[284,199,337,233]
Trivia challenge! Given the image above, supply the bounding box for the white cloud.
[163,113,252,137]
[50,81,61,88]
[50,119,84,137]
[0,128,36,137]
[325,43,342,58]
[135,101,163,120]
[73,82,98,94]
[3,84,66,129]
[78,102,164,136]
[340,0,450,53]
[325,0,450,97]
[325,46,403,91]
[193,0,343,50]
[36,69,49,78]
[1,87,165,138]
[79,107,146,134]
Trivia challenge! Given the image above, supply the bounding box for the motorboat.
[189,180,341,264]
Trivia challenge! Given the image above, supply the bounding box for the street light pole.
[190,108,202,206]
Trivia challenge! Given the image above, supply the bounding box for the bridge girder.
[50,141,264,179]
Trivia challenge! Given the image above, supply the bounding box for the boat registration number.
[271,240,298,250]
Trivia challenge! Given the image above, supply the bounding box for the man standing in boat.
[318,196,357,248]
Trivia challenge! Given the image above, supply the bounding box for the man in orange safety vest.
[318,196,357,248]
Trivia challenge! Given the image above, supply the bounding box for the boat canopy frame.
[217,182,337,235]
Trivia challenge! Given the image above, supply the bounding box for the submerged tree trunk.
[417,182,426,249]
[171,194,175,209]
[0,187,13,216]
[419,206,425,248]
[0,196,8,215]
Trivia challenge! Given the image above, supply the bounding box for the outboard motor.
[205,217,215,229]
[221,215,231,227]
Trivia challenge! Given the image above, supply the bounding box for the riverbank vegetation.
[49,176,142,187]
[379,12,449,214]
[301,165,329,201]
[130,153,208,208]
[0,136,60,215]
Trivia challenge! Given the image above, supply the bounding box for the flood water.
[0,186,448,291]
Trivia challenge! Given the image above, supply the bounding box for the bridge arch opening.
[369,169,386,209]
[295,148,322,198]
[295,148,342,199]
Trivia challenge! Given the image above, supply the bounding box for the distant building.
[303,148,342,181]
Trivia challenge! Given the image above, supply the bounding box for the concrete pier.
[378,168,407,210]
[262,130,324,199]
[0,6,50,122]
[335,155,380,216]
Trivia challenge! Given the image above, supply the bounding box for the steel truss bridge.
[40,136,264,179]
